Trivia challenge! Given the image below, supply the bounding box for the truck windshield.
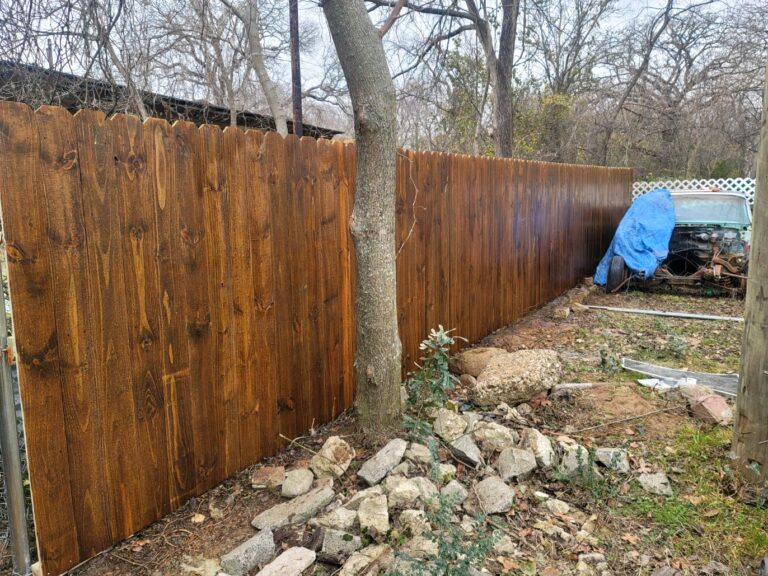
[672,194,751,227]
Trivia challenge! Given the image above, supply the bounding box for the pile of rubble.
[210,345,726,576]
[216,425,639,576]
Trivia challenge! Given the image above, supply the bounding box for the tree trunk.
[467,0,519,157]
[732,66,768,482]
[322,0,402,435]
[244,0,288,136]
[289,0,303,136]
[493,72,514,157]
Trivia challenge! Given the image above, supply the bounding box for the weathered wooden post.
[732,67,768,481]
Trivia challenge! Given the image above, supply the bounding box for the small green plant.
[402,326,464,482]
[598,346,620,374]
[391,328,499,576]
[665,335,689,358]
[404,326,464,414]
[554,445,619,500]
[388,494,500,576]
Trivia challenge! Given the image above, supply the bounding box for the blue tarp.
[594,188,676,285]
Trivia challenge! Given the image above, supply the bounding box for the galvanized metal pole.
[0,298,31,575]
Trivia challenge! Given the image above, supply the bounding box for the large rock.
[433,408,468,442]
[519,428,555,468]
[497,447,537,480]
[255,547,315,576]
[220,529,276,576]
[358,439,408,486]
[311,436,356,478]
[473,349,562,406]
[358,494,389,536]
[472,422,519,452]
[473,476,515,514]
[451,347,507,377]
[252,486,335,529]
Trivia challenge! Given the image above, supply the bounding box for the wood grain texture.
[0,103,632,575]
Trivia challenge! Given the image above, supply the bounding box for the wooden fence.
[0,102,631,575]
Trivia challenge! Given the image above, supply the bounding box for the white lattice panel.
[632,178,755,205]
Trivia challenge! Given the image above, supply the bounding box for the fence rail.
[0,102,631,575]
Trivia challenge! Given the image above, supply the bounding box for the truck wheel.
[606,255,628,292]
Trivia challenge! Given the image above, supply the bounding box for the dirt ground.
[53,287,766,576]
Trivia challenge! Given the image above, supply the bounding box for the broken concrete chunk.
[474,349,562,406]
[433,408,468,442]
[691,394,733,426]
[678,382,713,402]
[312,506,358,531]
[255,547,315,576]
[541,498,570,515]
[252,486,335,530]
[250,466,285,489]
[450,434,484,468]
[345,485,384,510]
[402,535,438,559]
[637,472,673,496]
[220,529,276,576]
[281,468,314,498]
[559,444,600,479]
[385,476,437,509]
[358,439,408,486]
[358,494,389,536]
[461,411,483,433]
[405,442,432,464]
[472,422,519,452]
[440,480,468,507]
[451,347,507,377]
[595,447,630,474]
[322,529,363,560]
[497,447,537,480]
[389,461,411,477]
[473,476,514,514]
[385,476,421,509]
[398,509,430,537]
[339,544,394,576]
[519,428,556,468]
[311,436,356,478]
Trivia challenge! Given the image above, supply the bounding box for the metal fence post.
[0,298,31,576]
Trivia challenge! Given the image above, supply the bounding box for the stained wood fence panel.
[0,103,631,575]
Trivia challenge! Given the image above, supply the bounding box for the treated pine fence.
[0,102,631,575]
